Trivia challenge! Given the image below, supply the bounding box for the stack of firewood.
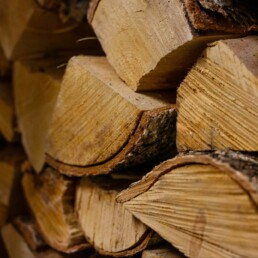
[0,0,258,257]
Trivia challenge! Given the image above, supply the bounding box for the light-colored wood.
[14,60,62,172]
[22,168,89,253]
[177,36,258,151]
[1,224,65,258]
[0,81,15,141]
[89,0,258,91]
[0,145,25,227]
[0,0,98,59]
[142,247,186,258]
[118,152,258,258]
[46,56,176,176]
[76,177,152,256]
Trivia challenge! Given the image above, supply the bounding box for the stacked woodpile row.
[0,0,258,257]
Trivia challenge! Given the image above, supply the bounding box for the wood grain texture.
[22,168,89,253]
[118,151,258,258]
[177,36,258,152]
[0,0,99,59]
[88,0,258,91]
[76,177,152,256]
[0,81,15,141]
[14,59,62,172]
[142,247,187,258]
[46,56,176,176]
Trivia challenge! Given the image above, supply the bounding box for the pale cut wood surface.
[22,168,89,253]
[76,177,151,256]
[0,0,99,59]
[1,224,65,258]
[118,152,258,258]
[14,60,62,172]
[90,0,239,91]
[46,56,176,176]
[177,36,258,151]
[0,81,15,141]
[142,247,186,258]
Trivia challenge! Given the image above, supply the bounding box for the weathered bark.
[118,151,258,258]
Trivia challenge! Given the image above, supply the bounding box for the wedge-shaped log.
[88,0,258,91]
[46,56,176,176]
[0,0,99,59]
[1,223,65,258]
[177,36,258,151]
[14,59,62,172]
[118,151,258,258]
[76,177,152,257]
[22,168,89,253]
[0,144,25,227]
[0,81,15,141]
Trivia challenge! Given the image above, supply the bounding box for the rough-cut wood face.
[177,36,258,151]
[91,0,195,91]
[0,0,98,59]
[46,56,173,168]
[118,154,258,258]
[14,61,61,172]
[76,178,151,256]
[22,168,88,253]
[142,247,186,258]
[0,82,14,141]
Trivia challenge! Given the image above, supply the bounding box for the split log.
[0,144,25,227]
[14,216,47,251]
[14,59,62,172]
[0,0,100,59]
[118,151,258,258]
[1,223,65,258]
[142,246,186,258]
[22,167,90,253]
[88,0,258,91]
[0,81,15,141]
[76,176,152,256]
[177,36,258,152]
[46,56,176,176]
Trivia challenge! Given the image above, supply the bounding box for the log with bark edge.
[177,36,258,152]
[46,56,176,177]
[1,223,66,258]
[14,59,62,172]
[88,0,258,91]
[0,81,15,141]
[117,151,258,258]
[22,167,90,253]
[0,0,100,59]
[76,176,153,257]
[0,144,25,227]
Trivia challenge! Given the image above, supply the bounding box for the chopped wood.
[22,167,90,253]
[142,246,187,258]
[177,36,258,152]
[88,0,258,91]
[0,81,15,141]
[14,59,62,172]
[76,177,152,256]
[0,0,99,59]
[117,151,258,258]
[14,216,47,251]
[46,56,176,176]
[1,223,65,258]
[0,48,10,77]
[0,144,25,227]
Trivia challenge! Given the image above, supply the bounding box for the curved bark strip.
[46,106,176,176]
[117,151,258,258]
